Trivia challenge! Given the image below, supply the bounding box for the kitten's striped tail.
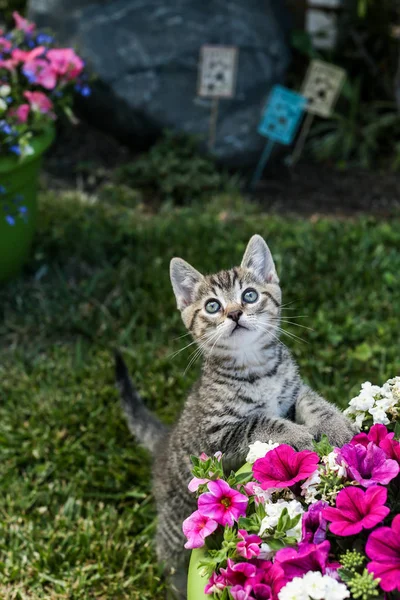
[115,352,168,454]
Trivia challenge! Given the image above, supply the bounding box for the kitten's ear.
[170,258,203,310]
[241,235,279,283]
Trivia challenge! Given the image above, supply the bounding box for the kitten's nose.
[227,310,243,323]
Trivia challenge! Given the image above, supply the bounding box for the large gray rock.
[29,0,291,166]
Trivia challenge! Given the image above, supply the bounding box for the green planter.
[0,126,55,283]
[187,464,252,599]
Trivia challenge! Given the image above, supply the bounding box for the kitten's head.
[170,235,282,358]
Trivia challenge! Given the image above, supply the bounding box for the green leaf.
[313,434,333,458]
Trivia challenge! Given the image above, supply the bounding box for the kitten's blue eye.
[205,299,221,314]
[242,288,258,303]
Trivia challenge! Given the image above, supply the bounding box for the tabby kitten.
[116,235,355,598]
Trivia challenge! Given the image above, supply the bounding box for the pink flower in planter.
[0,58,18,71]
[275,540,331,581]
[301,500,328,544]
[0,37,12,53]
[220,559,258,588]
[188,477,209,492]
[13,104,30,123]
[204,571,228,595]
[13,11,35,33]
[182,510,218,549]
[338,442,399,488]
[366,514,400,593]
[47,48,84,81]
[253,445,319,489]
[253,560,286,597]
[23,56,57,90]
[198,479,248,527]
[323,486,389,536]
[24,91,54,114]
[230,583,272,600]
[237,529,262,559]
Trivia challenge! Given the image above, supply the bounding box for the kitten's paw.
[285,424,315,451]
[311,414,357,448]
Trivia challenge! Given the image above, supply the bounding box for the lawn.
[0,189,399,599]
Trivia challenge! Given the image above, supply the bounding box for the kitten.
[116,235,355,598]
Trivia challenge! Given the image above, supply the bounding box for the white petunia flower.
[323,451,347,478]
[259,499,304,536]
[301,469,321,504]
[0,85,11,97]
[0,98,7,113]
[278,572,350,600]
[258,541,274,560]
[368,405,390,425]
[246,440,279,464]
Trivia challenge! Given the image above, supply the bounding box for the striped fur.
[117,235,355,598]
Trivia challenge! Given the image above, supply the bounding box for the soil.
[42,121,400,217]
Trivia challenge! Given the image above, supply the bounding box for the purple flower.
[182,510,218,549]
[5,215,15,226]
[237,529,262,559]
[230,583,273,600]
[301,501,328,544]
[338,442,399,487]
[198,479,248,527]
[275,540,331,581]
[220,558,257,587]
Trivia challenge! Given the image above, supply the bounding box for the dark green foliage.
[115,130,234,205]
[0,190,399,597]
[0,0,27,25]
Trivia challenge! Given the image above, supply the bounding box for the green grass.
[0,190,399,598]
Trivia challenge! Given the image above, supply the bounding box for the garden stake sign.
[290,59,346,165]
[198,45,238,149]
[251,85,306,188]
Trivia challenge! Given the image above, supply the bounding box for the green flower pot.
[0,126,55,283]
[187,464,252,599]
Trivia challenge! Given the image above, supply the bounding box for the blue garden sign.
[258,85,307,145]
[251,85,306,188]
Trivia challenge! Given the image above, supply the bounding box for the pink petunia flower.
[220,559,257,587]
[351,424,395,448]
[47,48,84,81]
[338,442,399,488]
[23,57,57,89]
[182,510,218,549]
[13,103,30,123]
[253,445,319,490]
[0,58,18,71]
[0,37,12,53]
[323,486,390,536]
[204,571,228,595]
[24,91,53,114]
[230,583,272,600]
[198,479,248,527]
[253,560,286,597]
[188,477,209,492]
[13,11,35,33]
[237,529,262,559]
[366,514,400,593]
[274,540,331,581]
[302,500,328,544]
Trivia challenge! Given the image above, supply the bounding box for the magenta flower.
[366,514,400,593]
[198,479,248,526]
[237,529,262,559]
[302,501,328,544]
[253,445,319,490]
[323,486,390,536]
[275,541,331,581]
[220,559,257,587]
[338,442,399,487]
[12,104,30,123]
[351,423,394,448]
[13,11,35,33]
[24,91,54,114]
[23,57,57,89]
[182,510,218,549]
[380,437,400,465]
[253,560,286,597]
[230,583,272,600]
[47,48,84,81]
[0,37,12,53]
[204,571,228,595]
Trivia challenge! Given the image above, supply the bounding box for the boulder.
[28,0,291,166]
